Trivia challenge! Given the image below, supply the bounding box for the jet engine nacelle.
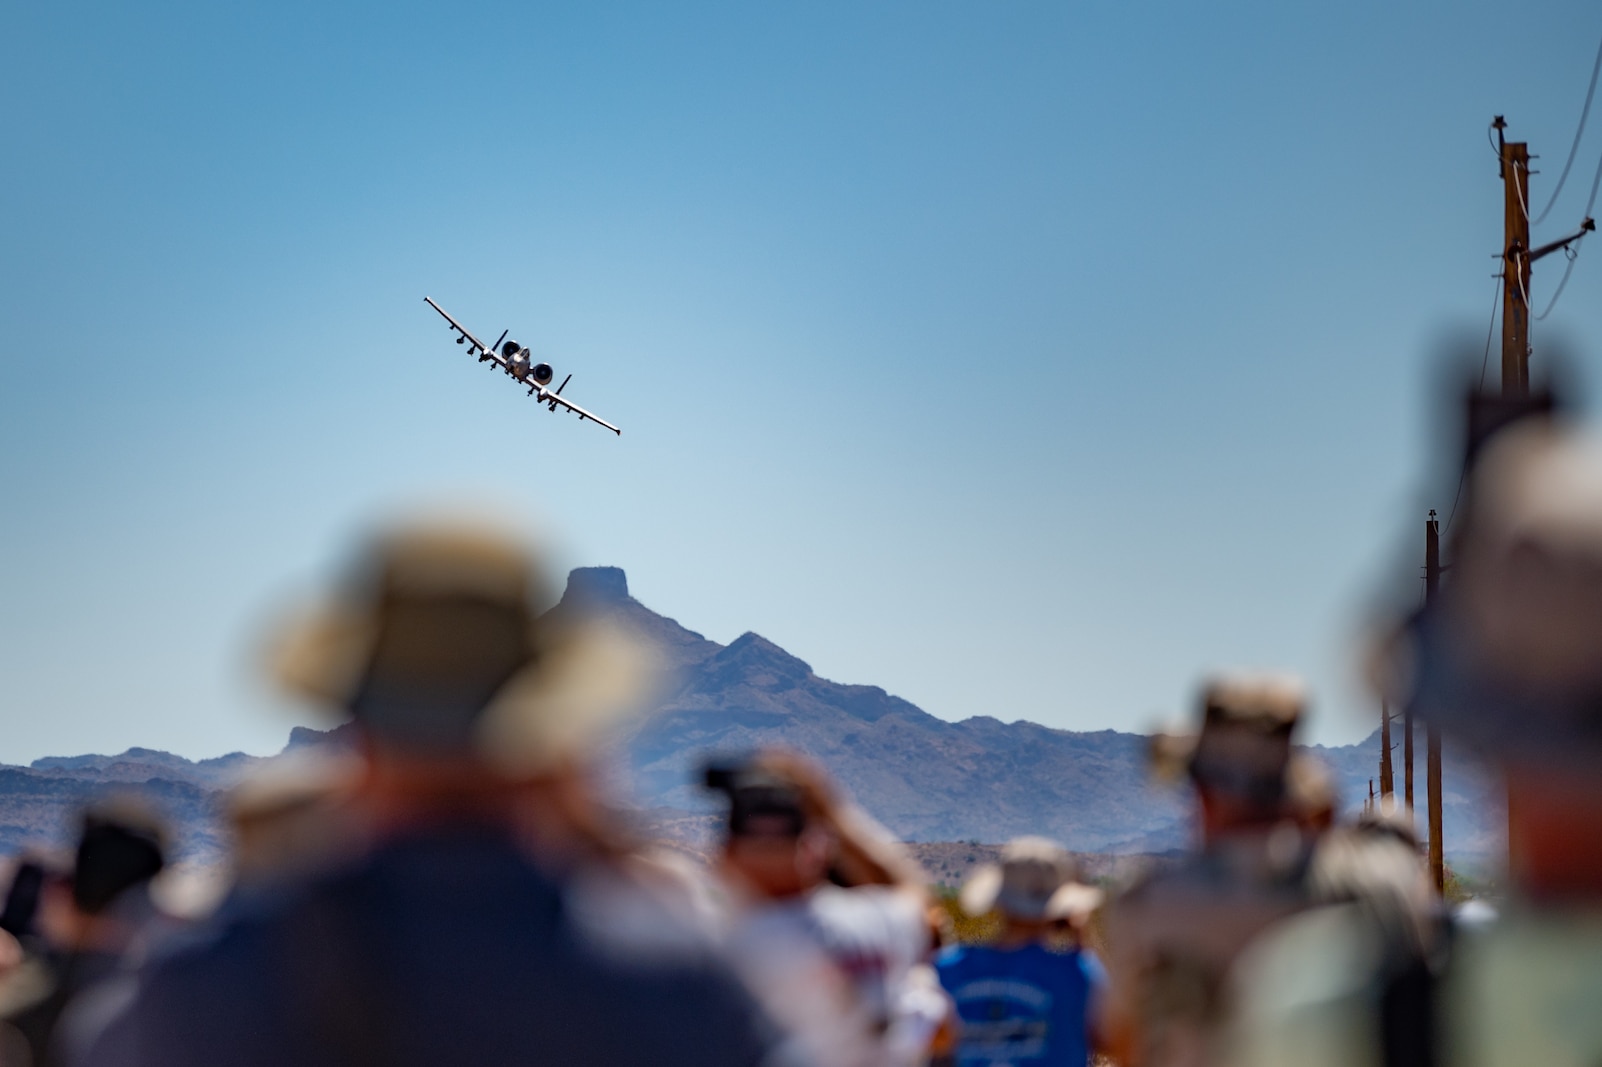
[498,340,553,386]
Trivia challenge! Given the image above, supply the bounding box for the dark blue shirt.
[85,827,779,1067]
[936,942,1105,1067]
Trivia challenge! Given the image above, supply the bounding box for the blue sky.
[4,0,1602,762]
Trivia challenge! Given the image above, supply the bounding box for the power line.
[1477,274,1501,390]
[1446,276,1505,537]
[1533,33,1602,226]
[1587,124,1602,216]
[1532,81,1602,321]
[1535,244,1582,320]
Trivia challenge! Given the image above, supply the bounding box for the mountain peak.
[699,632,814,690]
[725,631,807,665]
[563,566,631,607]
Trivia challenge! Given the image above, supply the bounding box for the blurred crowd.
[2,393,1601,1066]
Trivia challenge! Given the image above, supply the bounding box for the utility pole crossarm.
[1528,217,1597,263]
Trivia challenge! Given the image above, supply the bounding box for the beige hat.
[959,836,1104,923]
[269,516,652,777]
[1149,673,1304,803]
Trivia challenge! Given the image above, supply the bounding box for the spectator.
[705,752,939,1067]
[936,836,1107,1067]
[1398,419,1595,1067]
[1,798,172,1067]
[1100,674,1315,1067]
[78,516,788,1067]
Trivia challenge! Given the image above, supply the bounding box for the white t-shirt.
[726,884,930,1067]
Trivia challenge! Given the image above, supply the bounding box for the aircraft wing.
[536,388,622,436]
[424,297,506,368]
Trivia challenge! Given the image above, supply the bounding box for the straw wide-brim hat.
[269,517,655,777]
[959,836,1104,924]
[1146,673,1305,785]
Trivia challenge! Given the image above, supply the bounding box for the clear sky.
[5,0,1602,763]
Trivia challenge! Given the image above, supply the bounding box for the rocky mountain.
[0,567,1504,865]
[579,568,1500,856]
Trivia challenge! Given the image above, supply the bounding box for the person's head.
[72,796,167,916]
[1186,674,1303,839]
[31,798,168,954]
[959,836,1103,942]
[709,766,831,899]
[1381,422,1602,899]
[268,514,649,851]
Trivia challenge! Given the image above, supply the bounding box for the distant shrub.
[933,889,1000,946]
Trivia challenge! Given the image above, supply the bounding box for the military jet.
[424,297,620,436]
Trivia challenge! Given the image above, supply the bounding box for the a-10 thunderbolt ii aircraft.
[423,297,620,436]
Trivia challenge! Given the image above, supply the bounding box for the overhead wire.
[1535,245,1581,320]
[1533,89,1602,321]
[1586,122,1602,216]
[1446,277,1505,536]
[1533,33,1602,225]
[1477,274,1501,391]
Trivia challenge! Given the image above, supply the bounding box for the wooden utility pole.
[1497,118,1532,397]
[1425,510,1445,893]
[1403,697,1414,813]
[1379,699,1394,798]
[1495,116,1594,394]
[1487,119,1589,900]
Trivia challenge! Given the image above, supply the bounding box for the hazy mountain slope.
[0,567,1503,862]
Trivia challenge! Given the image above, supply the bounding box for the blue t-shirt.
[936,942,1106,1067]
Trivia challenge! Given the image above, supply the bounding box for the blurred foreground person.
[1100,675,1313,1067]
[705,754,939,1067]
[936,836,1107,1067]
[1,800,170,1067]
[1222,797,1439,1067]
[220,747,361,904]
[81,518,785,1067]
[1378,421,1602,1066]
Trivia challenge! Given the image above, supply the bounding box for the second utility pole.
[1425,511,1445,894]
[1379,700,1394,799]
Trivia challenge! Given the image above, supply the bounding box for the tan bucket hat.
[268,516,652,777]
[1148,673,1305,805]
[959,836,1104,923]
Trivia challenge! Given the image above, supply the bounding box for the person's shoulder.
[1016,942,1094,976]
[141,856,380,1007]
[810,883,920,934]
[813,882,908,912]
[1111,854,1196,908]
